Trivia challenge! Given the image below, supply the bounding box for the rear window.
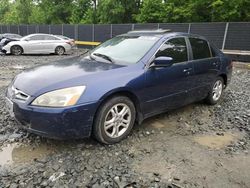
[56,35,70,40]
[189,38,211,60]
[44,35,59,40]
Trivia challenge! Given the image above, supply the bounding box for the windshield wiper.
[93,53,115,63]
[80,50,96,61]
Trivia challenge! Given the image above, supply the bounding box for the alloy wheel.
[104,103,131,138]
[12,46,22,55]
[56,47,65,55]
[212,80,223,101]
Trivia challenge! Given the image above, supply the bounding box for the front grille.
[10,86,30,101]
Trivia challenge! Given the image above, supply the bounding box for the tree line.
[0,0,249,25]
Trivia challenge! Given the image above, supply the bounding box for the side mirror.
[150,56,173,68]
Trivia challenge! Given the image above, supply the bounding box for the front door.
[142,37,195,117]
[22,35,45,53]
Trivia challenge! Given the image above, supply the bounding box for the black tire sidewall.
[93,96,136,144]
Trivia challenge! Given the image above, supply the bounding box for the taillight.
[66,40,75,46]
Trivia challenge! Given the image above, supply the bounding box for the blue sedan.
[5,30,232,144]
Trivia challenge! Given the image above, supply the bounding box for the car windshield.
[86,35,159,64]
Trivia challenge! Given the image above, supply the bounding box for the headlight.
[31,86,86,107]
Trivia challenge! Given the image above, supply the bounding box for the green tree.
[136,0,166,23]
[16,0,33,24]
[37,0,73,24]
[0,0,11,23]
[96,0,140,24]
[210,0,250,22]
[0,0,249,24]
[29,5,46,24]
[70,0,92,24]
[163,0,212,23]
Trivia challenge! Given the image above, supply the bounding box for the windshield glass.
[87,35,159,64]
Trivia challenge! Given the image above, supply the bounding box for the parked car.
[0,33,22,54]
[5,30,232,144]
[0,33,22,40]
[2,33,72,55]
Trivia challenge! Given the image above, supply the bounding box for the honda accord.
[5,30,232,144]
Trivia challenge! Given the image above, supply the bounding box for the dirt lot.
[0,51,249,188]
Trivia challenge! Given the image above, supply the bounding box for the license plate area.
[5,97,14,117]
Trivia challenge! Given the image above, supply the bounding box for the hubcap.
[212,80,223,101]
[57,48,64,55]
[13,47,21,55]
[104,103,131,138]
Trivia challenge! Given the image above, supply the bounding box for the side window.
[44,35,59,40]
[189,38,211,60]
[29,35,45,40]
[155,37,188,64]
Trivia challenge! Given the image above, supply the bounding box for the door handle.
[183,68,192,73]
[212,62,219,66]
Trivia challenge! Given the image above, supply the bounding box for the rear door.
[41,35,61,53]
[188,38,221,100]
[143,37,196,116]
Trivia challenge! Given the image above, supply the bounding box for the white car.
[3,33,73,55]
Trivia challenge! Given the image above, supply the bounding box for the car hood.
[13,56,124,96]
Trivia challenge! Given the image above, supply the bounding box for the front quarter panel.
[3,41,21,54]
[77,63,146,104]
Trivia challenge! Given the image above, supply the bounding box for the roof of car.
[26,33,52,36]
[127,29,171,35]
[124,29,207,40]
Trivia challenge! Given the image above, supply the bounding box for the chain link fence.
[1,22,250,51]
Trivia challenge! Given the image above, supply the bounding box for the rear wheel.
[55,46,65,55]
[205,77,224,105]
[11,45,23,55]
[93,96,136,144]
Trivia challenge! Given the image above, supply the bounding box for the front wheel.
[93,96,136,144]
[205,77,224,105]
[11,45,23,55]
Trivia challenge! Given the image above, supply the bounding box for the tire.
[93,96,136,144]
[55,46,65,55]
[205,77,224,105]
[11,45,23,55]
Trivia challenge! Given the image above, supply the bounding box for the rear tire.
[11,45,23,55]
[205,77,224,105]
[93,96,136,144]
[55,46,65,55]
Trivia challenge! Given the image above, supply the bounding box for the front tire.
[205,77,224,105]
[93,96,136,144]
[55,46,65,55]
[11,45,23,55]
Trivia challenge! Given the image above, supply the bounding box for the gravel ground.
[0,51,249,188]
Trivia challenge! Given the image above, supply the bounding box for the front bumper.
[10,98,99,139]
[2,45,10,54]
